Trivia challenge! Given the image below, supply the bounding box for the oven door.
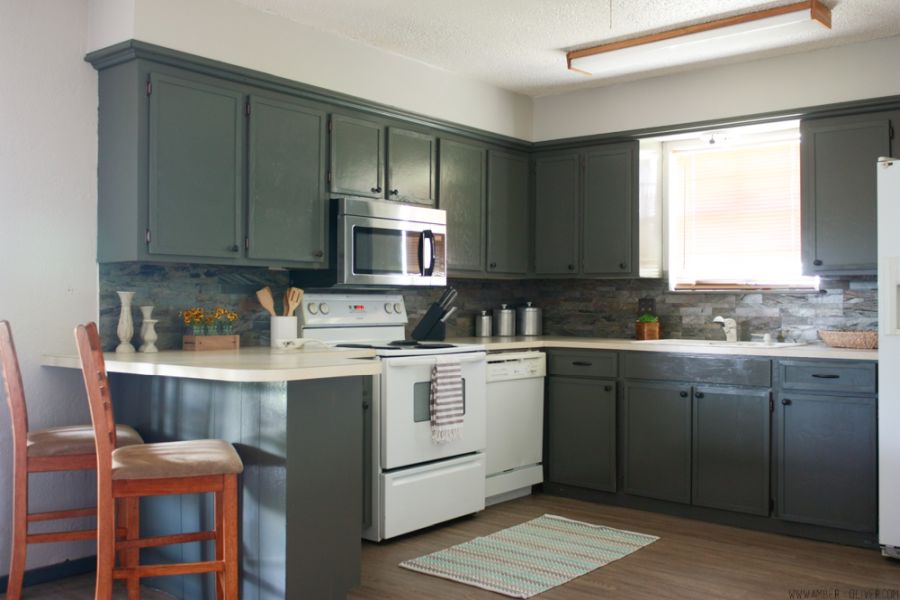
[339,214,447,287]
[380,352,486,470]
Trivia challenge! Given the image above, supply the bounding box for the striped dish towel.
[430,359,464,443]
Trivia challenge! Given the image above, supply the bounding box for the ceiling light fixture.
[567,0,831,77]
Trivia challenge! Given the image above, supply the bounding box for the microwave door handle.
[423,230,436,276]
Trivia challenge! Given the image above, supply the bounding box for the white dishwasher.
[485,351,546,505]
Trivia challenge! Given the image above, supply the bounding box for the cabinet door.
[534,153,580,275]
[547,376,616,492]
[387,128,437,206]
[330,114,384,198]
[486,150,529,274]
[439,139,486,274]
[148,73,243,259]
[801,116,891,274]
[623,381,692,503]
[247,95,327,265]
[582,142,638,276]
[692,386,770,515]
[775,392,877,531]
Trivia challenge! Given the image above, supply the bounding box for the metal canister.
[493,304,515,336]
[474,311,492,337]
[516,301,543,336]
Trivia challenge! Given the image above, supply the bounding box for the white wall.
[86,0,533,141]
[533,35,900,142]
[0,0,100,575]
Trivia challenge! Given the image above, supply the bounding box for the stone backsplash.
[100,263,877,350]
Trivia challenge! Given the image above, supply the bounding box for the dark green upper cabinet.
[387,128,437,206]
[148,73,244,259]
[582,142,638,276]
[801,114,893,275]
[330,114,384,198]
[439,139,486,274]
[487,150,530,275]
[534,153,579,275]
[247,95,328,265]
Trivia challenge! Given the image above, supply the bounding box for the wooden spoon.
[256,287,277,317]
[284,287,304,316]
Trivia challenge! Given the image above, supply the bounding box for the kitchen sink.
[631,339,806,349]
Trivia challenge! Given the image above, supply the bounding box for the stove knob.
[319,303,330,315]
[384,303,393,314]
[307,303,318,315]
[393,303,402,314]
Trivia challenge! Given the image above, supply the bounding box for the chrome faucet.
[713,316,738,342]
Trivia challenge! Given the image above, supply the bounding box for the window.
[644,121,818,291]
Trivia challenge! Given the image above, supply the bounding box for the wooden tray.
[182,335,240,351]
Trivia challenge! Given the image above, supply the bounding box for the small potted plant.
[179,306,240,350]
[635,313,660,340]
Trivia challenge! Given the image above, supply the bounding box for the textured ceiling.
[233,0,900,97]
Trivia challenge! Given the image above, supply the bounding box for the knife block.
[411,303,447,341]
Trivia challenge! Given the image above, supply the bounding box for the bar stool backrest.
[0,321,29,462]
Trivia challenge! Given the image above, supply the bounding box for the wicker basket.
[818,330,878,349]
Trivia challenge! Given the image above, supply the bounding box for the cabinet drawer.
[547,350,618,378]
[778,360,876,394]
[624,353,771,387]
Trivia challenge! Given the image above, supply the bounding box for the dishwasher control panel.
[486,351,546,382]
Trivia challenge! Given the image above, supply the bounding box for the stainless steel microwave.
[302,197,447,288]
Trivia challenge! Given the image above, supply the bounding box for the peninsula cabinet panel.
[623,381,692,504]
[486,150,530,275]
[534,153,580,275]
[387,127,437,206]
[692,386,770,516]
[547,376,616,492]
[801,114,893,275]
[148,73,244,259]
[775,392,877,532]
[439,139,487,274]
[330,114,385,198]
[582,142,638,276]
[247,95,328,265]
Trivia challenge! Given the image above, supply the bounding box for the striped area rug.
[399,514,658,598]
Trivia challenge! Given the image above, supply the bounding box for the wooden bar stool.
[74,322,243,600]
[0,320,143,600]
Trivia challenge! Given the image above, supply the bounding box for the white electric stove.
[300,293,487,541]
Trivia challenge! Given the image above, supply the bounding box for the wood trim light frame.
[567,0,832,76]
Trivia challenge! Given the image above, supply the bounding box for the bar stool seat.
[27,424,143,457]
[112,439,243,480]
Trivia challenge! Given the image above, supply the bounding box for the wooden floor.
[1,574,174,599]
[349,493,900,599]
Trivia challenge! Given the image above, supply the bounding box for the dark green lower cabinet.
[692,386,770,515]
[623,382,692,503]
[775,392,877,531]
[547,376,616,492]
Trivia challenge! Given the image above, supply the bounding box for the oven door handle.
[418,230,436,276]
[382,352,486,368]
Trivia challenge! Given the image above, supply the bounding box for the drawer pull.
[603,385,612,392]
[571,361,593,367]
[782,398,792,406]
[679,391,688,398]
[811,374,840,379]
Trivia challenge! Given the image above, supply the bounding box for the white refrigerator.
[879,156,900,558]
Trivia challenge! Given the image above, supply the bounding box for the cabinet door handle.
[229,244,240,252]
[679,391,688,398]
[782,398,792,406]
[619,262,627,269]
[571,361,593,367]
[371,186,382,193]
[389,189,399,196]
[813,259,823,266]
[695,391,704,399]
[811,373,840,379]
[568,264,575,271]
[489,262,497,269]
[313,250,324,258]
[363,401,370,409]
[603,385,612,392]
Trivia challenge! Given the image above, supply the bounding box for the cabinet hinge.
[145,229,151,245]
[327,170,332,184]
[890,124,895,140]
[327,118,333,132]
[245,101,251,117]
[769,397,774,413]
[145,80,152,96]
[769,498,775,513]
[244,237,250,250]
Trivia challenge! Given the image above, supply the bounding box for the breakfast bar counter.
[43,346,380,600]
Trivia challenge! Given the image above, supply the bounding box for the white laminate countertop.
[447,336,878,361]
[42,346,382,383]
